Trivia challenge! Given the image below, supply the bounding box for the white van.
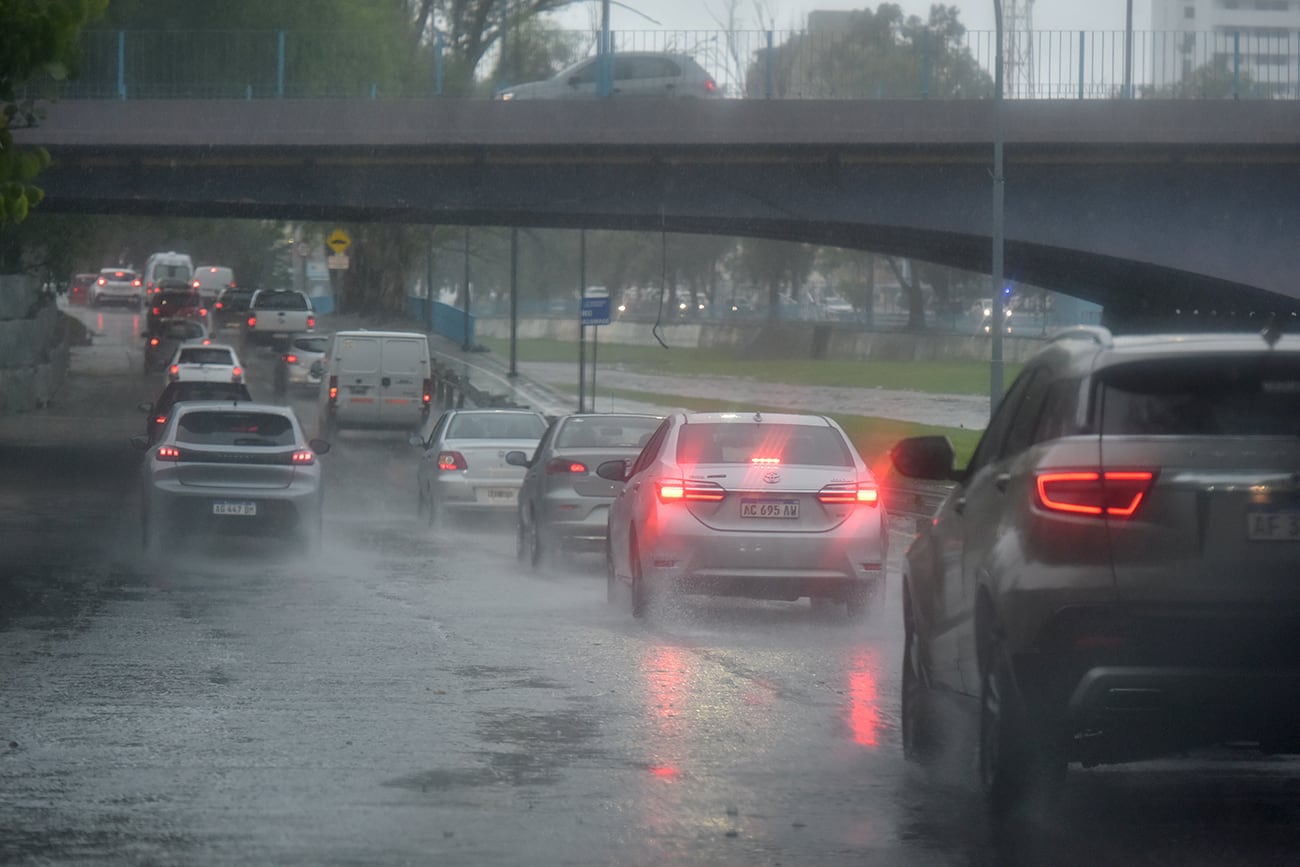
[144,251,194,297]
[318,330,432,435]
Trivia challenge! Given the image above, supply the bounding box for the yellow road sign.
[326,228,352,254]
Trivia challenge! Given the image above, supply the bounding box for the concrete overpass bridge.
[15,98,1300,325]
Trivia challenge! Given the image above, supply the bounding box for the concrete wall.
[475,316,1047,364]
[0,275,71,413]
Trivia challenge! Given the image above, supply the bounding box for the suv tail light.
[231,366,242,383]
[307,314,316,329]
[547,458,588,474]
[1035,470,1157,519]
[148,337,160,347]
[291,450,315,465]
[168,364,179,380]
[283,354,298,364]
[97,277,106,285]
[438,451,468,471]
[657,478,726,503]
[215,301,224,309]
[704,77,717,93]
[132,278,142,287]
[817,482,880,506]
[328,375,338,404]
[422,378,432,406]
[157,446,181,461]
[247,315,257,328]
[152,307,161,316]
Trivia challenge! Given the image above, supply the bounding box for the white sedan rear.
[164,342,244,387]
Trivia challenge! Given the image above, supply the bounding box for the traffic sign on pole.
[581,295,611,326]
[326,228,352,254]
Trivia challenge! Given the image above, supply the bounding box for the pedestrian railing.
[51,28,1300,101]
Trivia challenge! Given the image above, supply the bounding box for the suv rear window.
[1100,356,1300,437]
[676,422,852,466]
[255,292,309,311]
[176,412,296,446]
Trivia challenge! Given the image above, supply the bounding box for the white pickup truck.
[243,289,316,347]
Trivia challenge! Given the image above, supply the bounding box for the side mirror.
[890,436,958,482]
[308,438,331,455]
[136,401,152,413]
[129,435,149,450]
[408,434,426,448]
[504,450,531,468]
[596,459,630,482]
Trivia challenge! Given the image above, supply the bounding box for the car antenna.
[1261,313,1284,348]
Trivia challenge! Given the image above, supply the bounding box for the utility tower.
[1003,0,1036,97]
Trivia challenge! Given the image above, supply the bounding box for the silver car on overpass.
[603,411,888,618]
[507,412,663,569]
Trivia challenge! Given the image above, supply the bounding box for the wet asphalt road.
[2,308,1300,866]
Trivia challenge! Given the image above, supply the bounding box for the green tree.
[1,0,107,230]
[735,237,816,319]
[746,3,990,99]
[1139,56,1252,99]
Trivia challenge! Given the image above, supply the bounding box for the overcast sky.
[557,2,1152,35]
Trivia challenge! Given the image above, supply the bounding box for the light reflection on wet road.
[1,308,1299,865]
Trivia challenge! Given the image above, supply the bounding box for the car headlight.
[499,91,515,101]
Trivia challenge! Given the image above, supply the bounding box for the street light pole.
[990,0,1006,410]
[1123,0,1134,99]
[508,226,518,378]
[462,226,472,352]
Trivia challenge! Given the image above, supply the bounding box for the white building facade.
[1150,0,1300,96]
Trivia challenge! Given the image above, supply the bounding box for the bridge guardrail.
[54,28,1300,102]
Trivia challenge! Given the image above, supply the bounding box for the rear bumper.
[433,475,521,512]
[147,483,321,536]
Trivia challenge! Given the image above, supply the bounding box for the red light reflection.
[847,648,881,748]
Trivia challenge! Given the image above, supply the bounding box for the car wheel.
[978,639,1064,814]
[901,589,938,762]
[630,532,649,619]
[605,539,618,604]
[515,507,528,563]
[425,486,440,530]
[527,508,544,571]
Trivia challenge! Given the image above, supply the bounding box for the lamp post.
[990,0,1006,409]
[1123,0,1134,99]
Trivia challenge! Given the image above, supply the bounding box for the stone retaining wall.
[0,275,71,413]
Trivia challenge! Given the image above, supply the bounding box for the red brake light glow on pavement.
[547,458,588,474]
[157,446,180,461]
[1036,470,1156,519]
[438,451,468,471]
[291,450,315,465]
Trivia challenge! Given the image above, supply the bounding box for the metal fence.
[54,28,1300,100]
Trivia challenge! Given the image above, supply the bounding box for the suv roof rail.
[1048,325,1113,347]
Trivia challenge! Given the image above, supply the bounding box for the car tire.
[515,507,528,564]
[978,638,1064,814]
[605,539,619,604]
[630,532,649,619]
[901,587,939,762]
[424,487,440,531]
[527,508,544,571]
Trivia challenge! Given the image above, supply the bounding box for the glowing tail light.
[750,456,781,465]
[291,450,315,465]
[192,279,201,288]
[1035,470,1156,519]
[149,337,160,346]
[132,278,142,287]
[199,308,207,317]
[168,364,179,380]
[157,446,181,461]
[422,378,432,406]
[328,375,338,404]
[657,478,725,503]
[247,315,257,328]
[152,307,161,316]
[97,277,106,285]
[215,301,224,309]
[546,458,588,474]
[154,415,167,425]
[283,354,298,364]
[306,315,316,329]
[231,366,242,382]
[818,482,880,506]
[705,78,717,93]
[438,451,468,471]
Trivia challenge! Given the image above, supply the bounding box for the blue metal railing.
[54,28,1300,100]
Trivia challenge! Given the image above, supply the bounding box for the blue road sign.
[581,295,611,326]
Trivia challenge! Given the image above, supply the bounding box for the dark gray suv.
[891,326,1300,811]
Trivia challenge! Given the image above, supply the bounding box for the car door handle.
[995,473,1011,492]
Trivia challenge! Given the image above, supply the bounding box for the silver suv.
[891,326,1300,811]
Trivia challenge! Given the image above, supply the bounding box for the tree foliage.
[0,0,107,226]
[1139,56,1252,99]
[746,3,990,99]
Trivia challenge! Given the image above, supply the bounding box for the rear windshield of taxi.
[1100,355,1300,437]
[176,412,296,446]
[676,422,852,466]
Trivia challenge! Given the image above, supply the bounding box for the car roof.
[172,400,294,414]
[1042,329,1300,373]
[680,411,831,426]
[451,408,545,416]
[332,329,428,340]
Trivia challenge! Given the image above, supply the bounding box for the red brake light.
[438,451,468,471]
[307,315,316,329]
[1035,471,1156,519]
[215,301,224,309]
[328,375,338,404]
[291,450,315,465]
[818,482,879,506]
[149,337,159,346]
[152,307,161,316]
[168,364,179,380]
[157,446,180,461]
[283,354,298,364]
[231,366,242,382]
[199,308,207,317]
[97,277,106,285]
[750,456,781,465]
[657,478,725,503]
[247,316,257,328]
[208,267,217,272]
[154,415,167,425]
[546,458,588,474]
[192,279,200,288]
[705,78,717,92]
[132,278,142,287]
[422,377,432,405]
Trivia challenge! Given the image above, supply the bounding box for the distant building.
[1149,0,1300,97]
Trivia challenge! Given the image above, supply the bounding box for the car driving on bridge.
[497,52,720,101]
